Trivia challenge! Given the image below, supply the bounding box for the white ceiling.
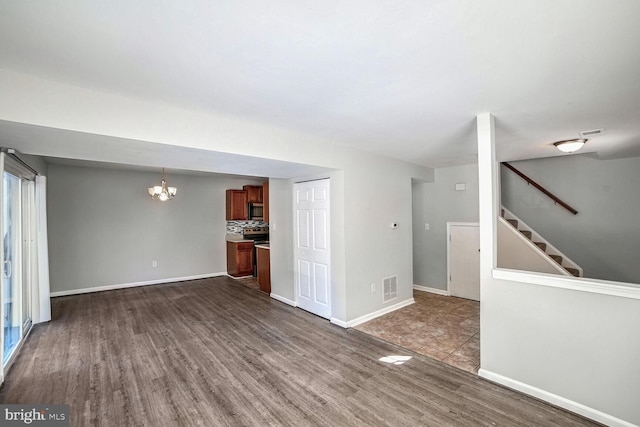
[1,0,639,169]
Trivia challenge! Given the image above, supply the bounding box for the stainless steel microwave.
[248,203,264,220]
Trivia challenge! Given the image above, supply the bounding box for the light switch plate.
[455,183,466,191]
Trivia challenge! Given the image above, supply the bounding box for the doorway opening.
[355,174,481,373]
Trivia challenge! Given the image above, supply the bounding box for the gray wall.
[483,276,640,425]
[344,159,416,320]
[501,154,640,283]
[47,163,263,292]
[412,163,479,290]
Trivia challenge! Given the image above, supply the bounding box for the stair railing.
[500,206,583,277]
[502,162,578,215]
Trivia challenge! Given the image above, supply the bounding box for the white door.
[294,179,331,319]
[448,223,480,301]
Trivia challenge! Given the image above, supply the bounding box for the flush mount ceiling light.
[553,138,587,153]
[147,168,177,201]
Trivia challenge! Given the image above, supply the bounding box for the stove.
[242,226,269,241]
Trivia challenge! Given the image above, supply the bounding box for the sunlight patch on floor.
[379,355,412,365]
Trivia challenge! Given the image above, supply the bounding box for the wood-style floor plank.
[0,277,599,426]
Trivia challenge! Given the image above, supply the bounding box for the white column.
[476,112,498,374]
[477,113,498,283]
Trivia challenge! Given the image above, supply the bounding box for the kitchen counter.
[256,245,271,293]
[225,234,253,243]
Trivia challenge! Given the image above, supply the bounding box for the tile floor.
[355,290,481,373]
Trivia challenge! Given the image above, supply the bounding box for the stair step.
[534,242,547,251]
[520,230,532,240]
[565,267,580,277]
[507,219,518,228]
[550,254,563,264]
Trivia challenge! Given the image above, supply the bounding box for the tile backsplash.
[226,220,269,235]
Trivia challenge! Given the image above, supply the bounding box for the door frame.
[446,222,480,298]
[0,153,37,380]
[292,178,332,318]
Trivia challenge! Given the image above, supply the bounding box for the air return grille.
[579,128,604,138]
[383,276,398,303]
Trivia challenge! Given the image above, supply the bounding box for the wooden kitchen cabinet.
[227,241,254,277]
[243,185,263,203]
[256,246,271,293]
[262,181,269,223]
[226,190,248,220]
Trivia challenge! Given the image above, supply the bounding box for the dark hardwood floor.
[0,277,597,426]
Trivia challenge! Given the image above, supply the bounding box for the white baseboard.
[478,369,634,427]
[330,317,348,328]
[49,272,227,297]
[413,284,449,296]
[337,298,415,329]
[270,293,297,307]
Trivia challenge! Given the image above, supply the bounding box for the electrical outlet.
[424,223,430,230]
[152,261,157,268]
[371,283,376,293]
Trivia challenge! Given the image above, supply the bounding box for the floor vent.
[383,275,398,303]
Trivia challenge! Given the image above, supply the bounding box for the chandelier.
[147,168,177,201]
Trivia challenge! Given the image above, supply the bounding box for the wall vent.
[579,128,604,138]
[383,275,398,303]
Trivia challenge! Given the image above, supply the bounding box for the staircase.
[499,206,583,277]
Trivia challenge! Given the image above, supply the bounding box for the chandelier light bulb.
[147,168,177,201]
